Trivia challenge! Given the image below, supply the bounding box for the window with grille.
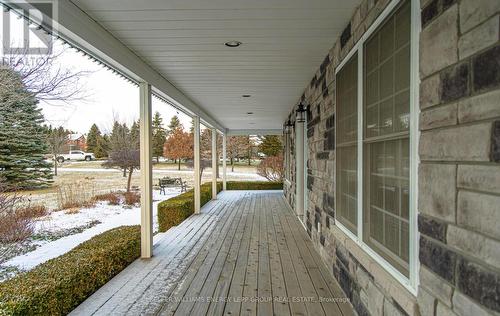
[334,0,412,278]
[336,53,358,234]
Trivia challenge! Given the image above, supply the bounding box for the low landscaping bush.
[93,192,120,205]
[56,180,96,210]
[157,181,282,233]
[0,187,48,243]
[226,181,283,190]
[124,191,140,206]
[157,182,222,232]
[0,225,140,315]
[20,205,49,219]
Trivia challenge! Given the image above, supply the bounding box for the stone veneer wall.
[282,0,500,315]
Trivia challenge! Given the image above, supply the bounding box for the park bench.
[159,177,187,195]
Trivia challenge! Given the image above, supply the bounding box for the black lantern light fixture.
[284,119,293,134]
[296,103,307,123]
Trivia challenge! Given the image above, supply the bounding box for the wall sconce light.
[284,119,293,134]
[296,103,307,123]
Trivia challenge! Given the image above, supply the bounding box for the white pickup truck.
[57,150,95,163]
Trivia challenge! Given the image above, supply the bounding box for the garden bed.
[0,226,140,315]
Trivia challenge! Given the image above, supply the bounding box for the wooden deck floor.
[71,190,353,316]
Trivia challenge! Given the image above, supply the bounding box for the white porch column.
[139,82,153,258]
[193,116,201,213]
[295,120,305,217]
[211,128,217,199]
[222,133,227,191]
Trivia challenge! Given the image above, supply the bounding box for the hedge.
[157,181,282,233]
[226,181,283,190]
[0,226,140,316]
[157,182,222,232]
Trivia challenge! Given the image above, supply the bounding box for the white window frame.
[333,0,420,294]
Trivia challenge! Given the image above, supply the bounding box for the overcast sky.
[40,45,193,135]
[2,9,193,135]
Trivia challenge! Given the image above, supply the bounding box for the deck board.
[70,191,353,316]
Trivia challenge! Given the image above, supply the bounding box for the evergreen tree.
[152,112,166,162]
[86,124,101,154]
[0,69,52,190]
[98,134,110,158]
[167,115,181,135]
[258,135,283,157]
[109,122,132,177]
[130,120,140,149]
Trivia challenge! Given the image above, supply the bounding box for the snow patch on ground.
[0,189,180,277]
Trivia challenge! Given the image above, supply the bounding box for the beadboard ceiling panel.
[71,0,359,130]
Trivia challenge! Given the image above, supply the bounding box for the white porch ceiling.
[70,0,360,131]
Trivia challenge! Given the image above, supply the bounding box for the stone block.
[420,266,454,306]
[420,74,441,109]
[419,237,457,282]
[440,62,470,103]
[452,290,499,316]
[341,22,352,49]
[365,282,385,316]
[420,103,457,130]
[460,0,500,32]
[457,164,500,194]
[457,190,500,240]
[419,123,492,161]
[492,121,500,162]
[436,302,458,316]
[417,288,436,316]
[383,299,408,316]
[472,44,500,93]
[457,258,500,312]
[447,225,500,269]
[418,163,456,222]
[442,0,456,11]
[458,89,500,123]
[459,15,499,59]
[418,214,447,242]
[420,5,458,77]
[323,130,335,151]
[421,0,439,28]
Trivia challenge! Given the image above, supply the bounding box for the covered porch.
[71,190,353,316]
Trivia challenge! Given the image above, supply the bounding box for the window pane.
[337,54,358,144]
[337,145,357,233]
[336,53,359,234]
[364,0,410,140]
[363,1,410,277]
[364,137,410,276]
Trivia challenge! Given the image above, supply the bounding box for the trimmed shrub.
[157,182,222,232]
[157,181,282,233]
[226,181,283,190]
[0,226,140,315]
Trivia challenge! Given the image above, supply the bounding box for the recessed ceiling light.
[242,94,251,98]
[224,41,242,48]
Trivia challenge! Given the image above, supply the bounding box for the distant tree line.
[0,64,284,191]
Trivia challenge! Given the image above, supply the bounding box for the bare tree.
[4,46,91,102]
[185,159,212,182]
[257,154,284,182]
[46,126,69,176]
[103,150,140,193]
